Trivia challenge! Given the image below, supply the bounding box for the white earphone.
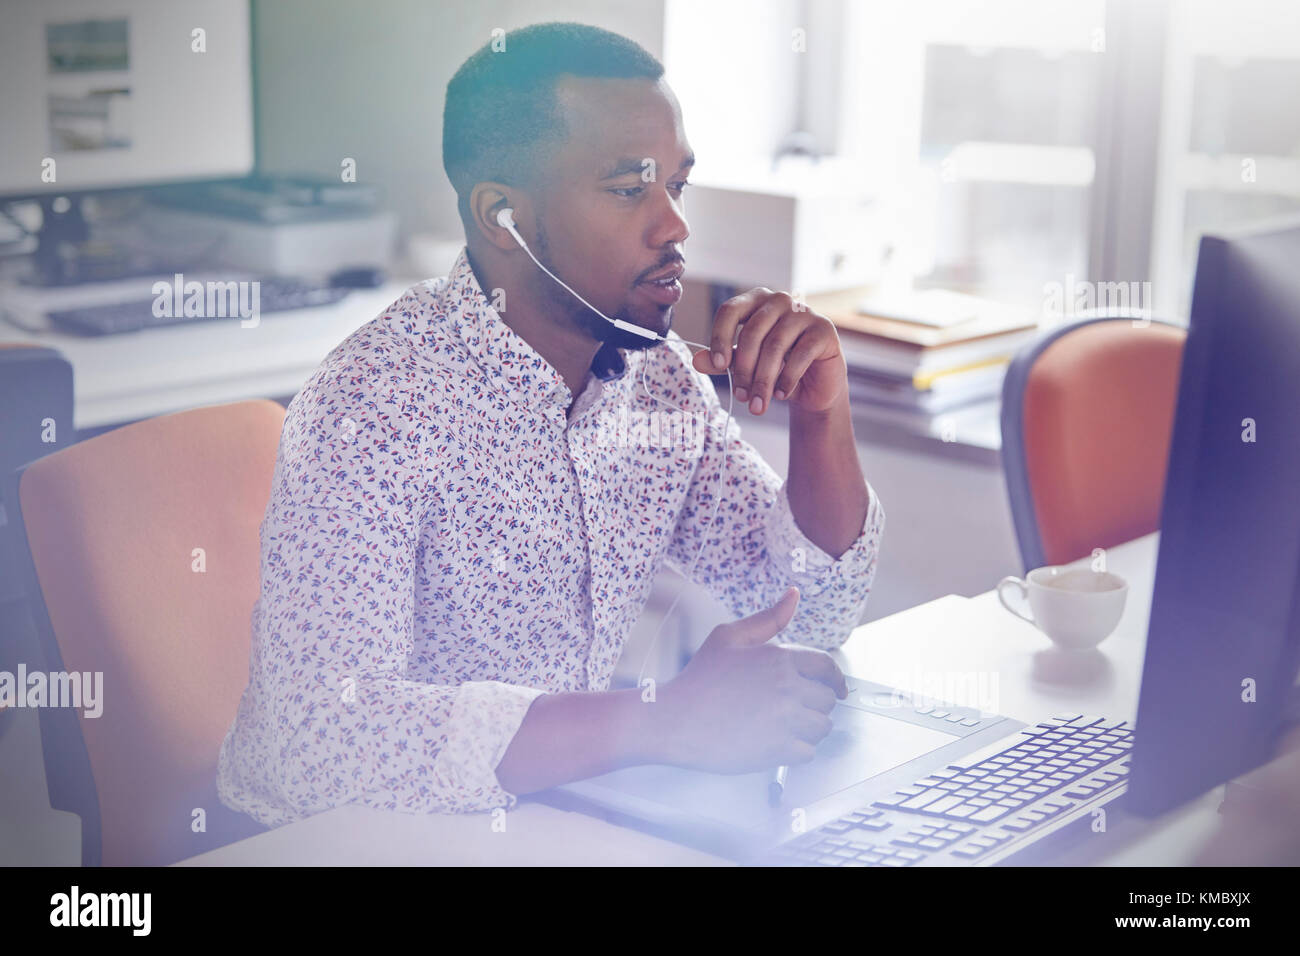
[493,205,737,687]
[496,207,662,342]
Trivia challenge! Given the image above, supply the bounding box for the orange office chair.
[5,399,285,865]
[1000,317,1187,572]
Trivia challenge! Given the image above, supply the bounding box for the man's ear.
[470,182,524,251]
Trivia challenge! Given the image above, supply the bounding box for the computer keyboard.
[46,277,351,335]
[763,713,1133,867]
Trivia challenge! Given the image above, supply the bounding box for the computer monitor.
[1127,216,1300,816]
[0,0,253,199]
[0,0,254,284]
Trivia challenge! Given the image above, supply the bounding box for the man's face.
[531,75,692,347]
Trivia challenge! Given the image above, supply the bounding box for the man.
[218,21,883,826]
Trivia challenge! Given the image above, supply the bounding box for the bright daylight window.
[665,0,1300,320]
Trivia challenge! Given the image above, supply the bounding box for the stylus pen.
[769,764,789,806]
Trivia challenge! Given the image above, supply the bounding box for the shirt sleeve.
[660,341,885,650]
[217,354,545,826]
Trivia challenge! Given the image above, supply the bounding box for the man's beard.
[536,220,664,353]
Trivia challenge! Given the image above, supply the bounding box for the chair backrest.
[1001,317,1186,572]
[9,399,285,865]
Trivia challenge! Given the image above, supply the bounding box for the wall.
[252,0,668,246]
[662,0,804,177]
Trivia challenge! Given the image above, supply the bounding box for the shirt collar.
[439,246,628,415]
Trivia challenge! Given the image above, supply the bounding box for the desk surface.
[0,280,415,431]
[830,532,1225,865]
[178,531,1226,866]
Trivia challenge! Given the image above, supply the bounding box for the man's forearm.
[494,687,668,796]
[787,392,870,558]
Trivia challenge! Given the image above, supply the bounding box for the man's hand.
[656,588,848,773]
[691,287,848,416]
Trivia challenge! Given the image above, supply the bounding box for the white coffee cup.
[997,566,1128,650]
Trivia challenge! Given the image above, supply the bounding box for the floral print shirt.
[217,246,884,826]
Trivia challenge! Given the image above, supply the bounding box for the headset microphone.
[493,206,737,691]
[496,207,662,342]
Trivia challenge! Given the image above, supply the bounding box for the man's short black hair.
[442,22,665,228]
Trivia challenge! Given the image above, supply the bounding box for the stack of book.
[811,288,1042,428]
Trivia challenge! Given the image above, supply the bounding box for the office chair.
[5,399,285,865]
[1000,316,1186,573]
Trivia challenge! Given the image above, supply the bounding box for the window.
[664,0,1300,320]
[1150,0,1300,316]
[835,0,1106,310]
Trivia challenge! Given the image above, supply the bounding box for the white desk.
[828,531,1224,866]
[0,280,416,431]
[176,801,728,867]
[177,531,1227,867]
